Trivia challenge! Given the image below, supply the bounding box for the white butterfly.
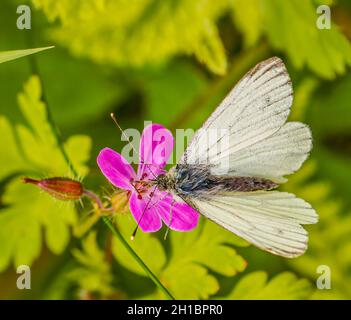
[156,56,318,258]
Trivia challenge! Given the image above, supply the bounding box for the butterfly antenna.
[110,113,139,156]
[131,185,157,240]
[110,113,158,180]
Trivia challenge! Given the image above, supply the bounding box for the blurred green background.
[1,0,351,299]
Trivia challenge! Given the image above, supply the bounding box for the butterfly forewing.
[175,56,317,258]
[181,57,299,181]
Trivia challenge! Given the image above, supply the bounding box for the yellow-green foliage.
[32,0,351,78]
[231,0,351,78]
[32,0,229,74]
[112,215,247,299]
[68,231,114,297]
[223,271,312,299]
[0,76,91,271]
[1,0,351,300]
[284,161,351,299]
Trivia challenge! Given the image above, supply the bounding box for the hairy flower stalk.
[111,190,130,214]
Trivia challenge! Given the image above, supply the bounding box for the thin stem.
[83,189,109,212]
[26,15,78,177]
[102,216,175,300]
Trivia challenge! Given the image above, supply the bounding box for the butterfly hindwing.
[191,191,318,258]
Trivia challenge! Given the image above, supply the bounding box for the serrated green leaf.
[225,271,313,299]
[111,214,167,276]
[0,47,53,64]
[15,75,91,177]
[153,220,247,299]
[282,159,351,298]
[0,76,91,270]
[166,220,248,278]
[0,116,30,179]
[192,23,227,75]
[32,0,351,78]
[112,214,247,299]
[32,0,229,75]
[0,179,76,270]
[68,231,114,297]
[230,0,263,47]
[261,0,351,79]
[164,263,219,300]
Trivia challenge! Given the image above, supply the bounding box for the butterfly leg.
[164,199,176,240]
[131,185,158,240]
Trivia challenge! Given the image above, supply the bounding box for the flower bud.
[23,177,83,201]
[111,190,130,214]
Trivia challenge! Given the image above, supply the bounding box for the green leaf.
[0,116,30,180]
[225,271,313,299]
[230,0,351,78]
[0,179,76,270]
[15,75,91,177]
[283,160,351,299]
[68,231,114,297]
[32,0,229,75]
[192,22,227,75]
[230,0,263,48]
[112,215,247,299]
[0,76,91,271]
[261,0,351,79]
[0,47,53,64]
[165,220,248,278]
[156,220,248,299]
[32,0,351,78]
[112,215,167,277]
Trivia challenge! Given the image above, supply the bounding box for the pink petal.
[157,194,200,232]
[129,192,162,232]
[97,148,136,191]
[138,124,174,179]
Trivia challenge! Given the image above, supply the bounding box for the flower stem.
[83,189,111,213]
[26,17,78,178]
[102,216,175,300]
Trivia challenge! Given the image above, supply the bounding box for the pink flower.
[97,124,200,233]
